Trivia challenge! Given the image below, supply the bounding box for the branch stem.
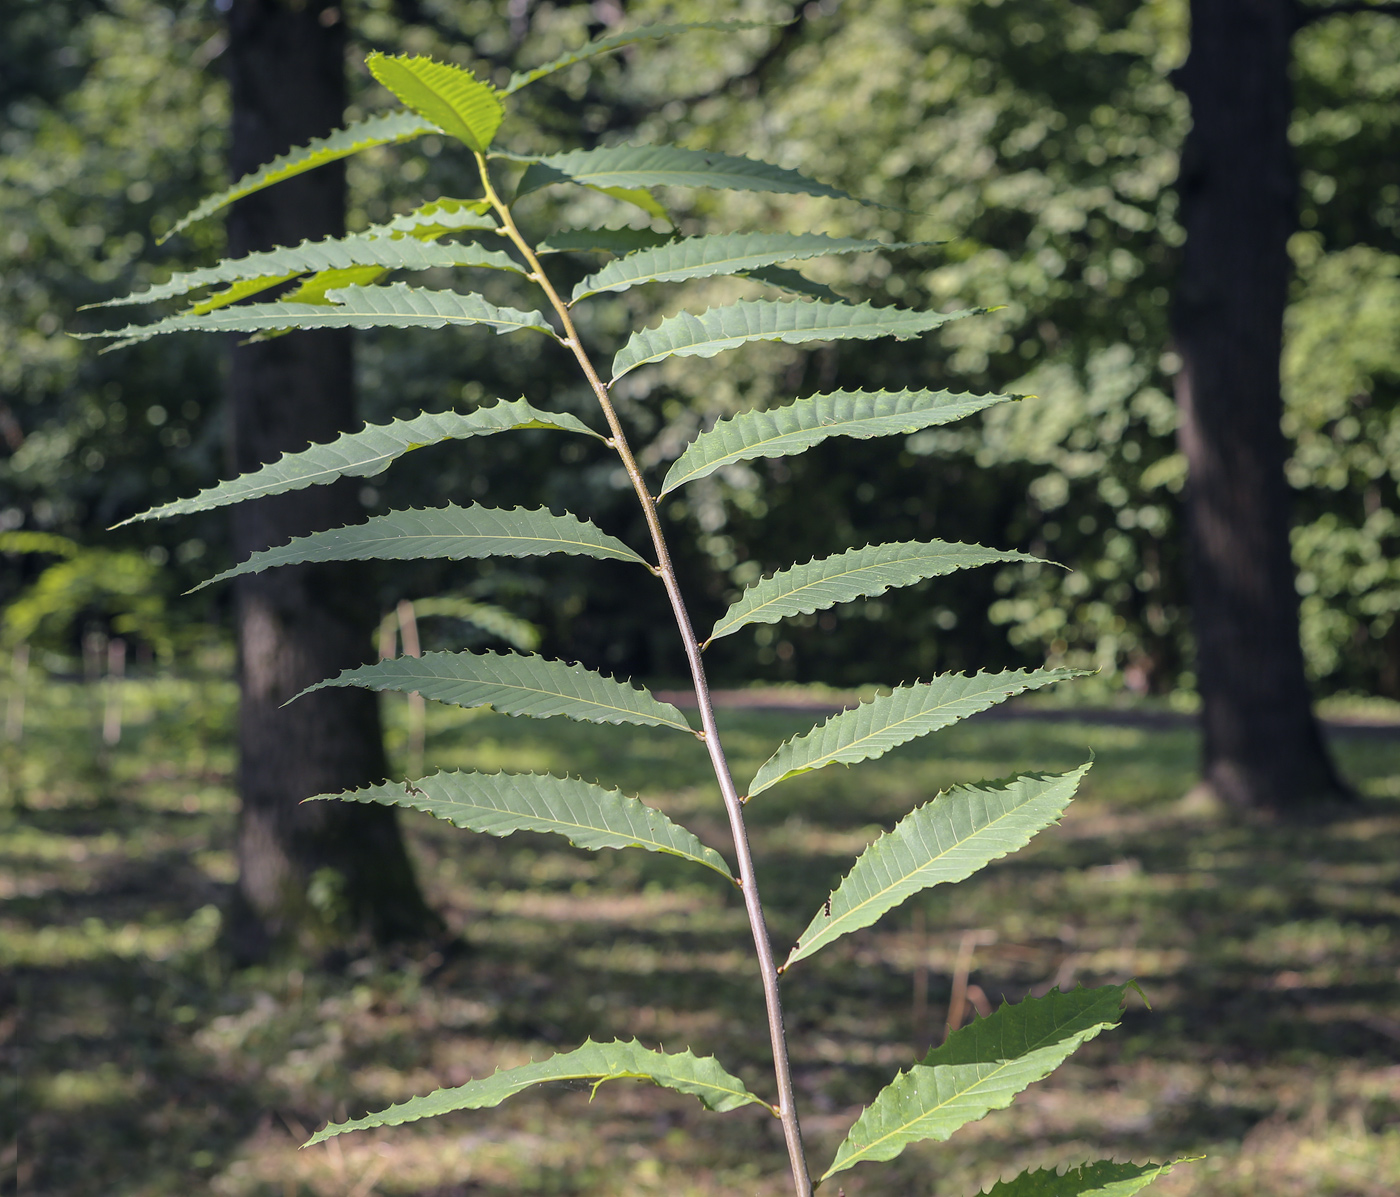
[476,154,813,1197]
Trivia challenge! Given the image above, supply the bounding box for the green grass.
[3,674,1398,1196]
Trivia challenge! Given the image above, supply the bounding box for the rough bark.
[1171,0,1350,811]
[223,0,440,960]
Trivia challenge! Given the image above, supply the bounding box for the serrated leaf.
[160,111,437,243]
[786,764,1090,965]
[661,389,1015,495]
[402,597,540,652]
[709,540,1033,644]
[367,53,503,152]
[751,670,1078,798]
[375,196,496,238]
[538,227,675,256]
[590,184,671,224]
[503,20,773,95]
[307,1037,766,1144]
[193,504,648,590]
[186,272,300,314]
[823,985,1130,1179]
[121,400,598,525]
[301,650,694,734]
[85,284,555,349]
[741,265,843,302]
[515,144,859,206]
[572,233,909,301]
[95,233,521,310]
[612,299,976,380]
[983,1159,1191,1197]
[322,770,731,880]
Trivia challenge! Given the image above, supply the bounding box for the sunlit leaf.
[982,1159,1191,1197]
[367,53,503,152]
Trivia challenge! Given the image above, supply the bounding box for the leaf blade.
[786,763,1090,966]
[324,770,731,879]
[572,233,913,301]
[750,669,1078,798]
[661,389,1014,495]
[85,284,555,348]
[306,1037,766,1145]
[516,144,858,206]
[538,227,676,256]
[367,53,503,152]
[121,400,599,525]
[611,300,976,380]
[984,1159,1191,1197]
[302,650,694,733]
[710,540,1033,645]
[160,111,436,243]
[193,504,648,590]
[823,985,1131,1179]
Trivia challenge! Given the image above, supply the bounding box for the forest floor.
[3,674,1399,1197]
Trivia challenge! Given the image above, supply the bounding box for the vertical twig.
[911,905,930,1057]
[944,929,997,1042]
[5,643,28,742]
[397,599,425,779]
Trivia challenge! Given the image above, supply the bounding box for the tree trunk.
[1171,0,1350,811]
[223,0,440,960]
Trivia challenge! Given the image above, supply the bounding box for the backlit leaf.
[321,770,731,880]
[785,764,1090,965]
[708,540,1032,644]
[983,1159,1190,1197]
[823,985,1131,1179]
[750,670,1078,797]
[367,53,503,152]
[538,227,675,256]
[193,504,648,590]
[121,400,599,525]
[612,299,976,380]
[661,388,1015,495]
[301,650,694,733]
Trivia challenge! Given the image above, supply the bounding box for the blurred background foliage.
[2,0,1398,698]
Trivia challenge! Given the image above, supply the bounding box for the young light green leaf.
[301,650,695,734]
[515,145,858,205]
[823,985,1131,1179]
[709,540,1033,644]
[503,20,773,95]
[538,227,675,256]
[93,233,522,310]
[612,300,976,380]
[740,265,844,302]
[376,196,495,238]
[322,770,731,881]
[306,1037,767,1145]
[398,597,540,652]
[160,111,437,243]
[85,284,555,349]
[785,763,1090,965]
[120,400,599,525]
[983,1159,1191,1197]
[572,233,912,301]
[751,671,1079,799]
[661,388,1016,495]
[193,504,648,590]
[367,53,503,152]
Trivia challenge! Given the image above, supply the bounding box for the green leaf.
[301,650,694,734]
[983,1159,1192,1197]
[503,21,773,95]
[740,265,844,302]
[515,145,859,206]
[376,196,495,238]
[611,299,977,380]
[660,388,1015,495]
[185,272,301,314]
[120,400,599,525]
[750,670,1078,798]
[323,770,732,881]
[589,184,671,224]
[86,284,555,349]
[822,985,1131,1179]
[785,764,1090,966]
[279,265,390,305]
[709,540,1033,644]
[538,227,675,256]
[572,233,910,301]
[306,1037,767,1145]
[160,111,437,243]
[93,232,521,310]
[400,597,540,652]
[193,504,648,590]
[367,53,503,152]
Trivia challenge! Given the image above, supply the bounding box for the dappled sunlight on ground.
[2,676,1398,1195]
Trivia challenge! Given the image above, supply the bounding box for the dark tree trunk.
[223,0,440,960]
[1171,0,1350,811]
